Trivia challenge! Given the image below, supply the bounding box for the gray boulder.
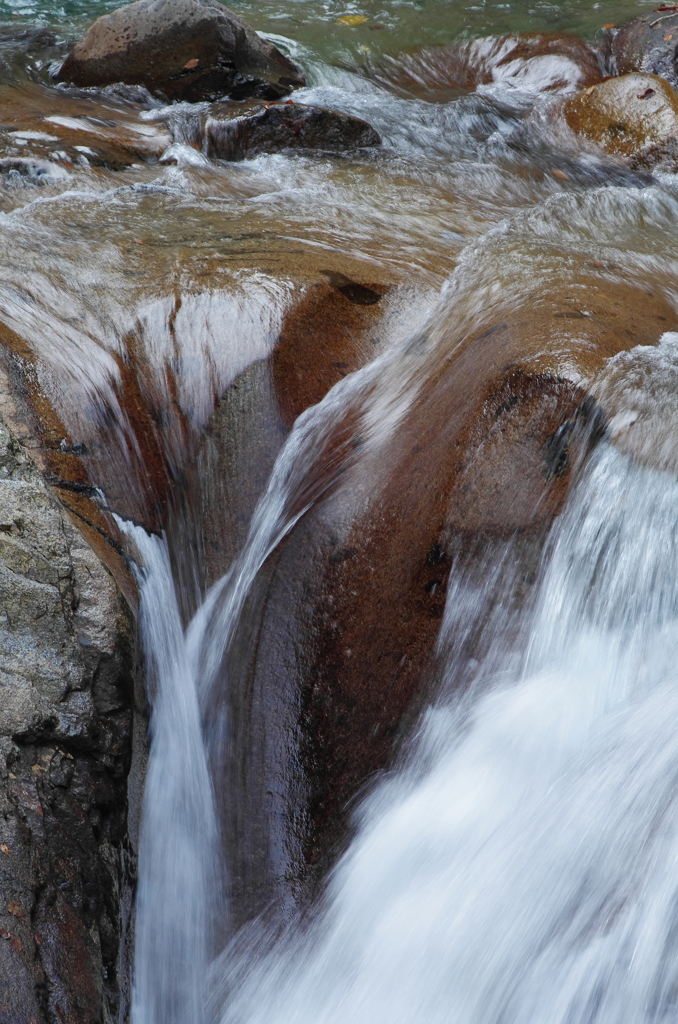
[0,418,136,1023]
[57,0,305,102]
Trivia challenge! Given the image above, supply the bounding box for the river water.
[1,0,678,1021]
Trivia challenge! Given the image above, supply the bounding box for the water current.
[2,0,678,1021]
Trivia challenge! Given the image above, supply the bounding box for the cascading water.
[213,438,678,1024]
[4,0,678,1021]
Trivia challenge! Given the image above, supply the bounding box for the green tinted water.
[0,0,657,64]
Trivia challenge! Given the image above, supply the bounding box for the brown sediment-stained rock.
[371,31,604,102]
[199,273,393,584]
[563,72,678,168]
[56,0,306,102]
[213,279,678,926]
[205,103,381,160]
[611,7,678,89]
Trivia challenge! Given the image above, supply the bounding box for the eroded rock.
[611,7,678,89]
[564,72,678,168]
[57,0,306,102]
[205,102,381,160]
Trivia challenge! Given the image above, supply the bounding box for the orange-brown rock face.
[215,280,677,924]
[372,32,604,102]
[564,72,678,168]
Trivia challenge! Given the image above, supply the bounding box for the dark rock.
[611,7,678,89]
[205,102,381,160]
[563,72,678,169]
[56,0,305,103]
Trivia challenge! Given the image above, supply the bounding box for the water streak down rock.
[57,0,306,102]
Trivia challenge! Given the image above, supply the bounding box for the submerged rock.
[56,0,306,102]
[611,7,678,89]
[205,102,381,160]
[564,72,678,169]
[372,32,604,102]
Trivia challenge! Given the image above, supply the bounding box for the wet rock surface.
[563,72,678,169]
[205,102,381,160]
[214,280,677,926]
[372,31,604,102]
[57,0,306,102]
[0,417,136,1023]
[611,7,678,89]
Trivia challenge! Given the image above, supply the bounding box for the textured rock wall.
[0,418,136,1024]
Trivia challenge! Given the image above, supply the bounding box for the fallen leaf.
[10,935,21,952]
[30,764,42,775]
[0,928,10,940]
[665,32,674,38]
[552,169,569,180]
[637,87,656,98]
[34,934,43,946]
[337,14,369,26]
[603,22,615,28]
[8,902,26,920]
[0,845,10,856]
[183,58,199,69]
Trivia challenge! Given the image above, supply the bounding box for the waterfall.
[213,441,678,1024]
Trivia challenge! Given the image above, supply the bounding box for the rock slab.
[205,102,381,160]
[57,0,305,102]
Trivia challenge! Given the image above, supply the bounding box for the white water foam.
[216,442,678,1024]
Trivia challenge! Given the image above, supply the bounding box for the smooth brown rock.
[205,102,381,160]
[611,7,678,89]
[212,279,677,925]
[372,32,604,102]
[564,72,678,168]
[57,0,306,102]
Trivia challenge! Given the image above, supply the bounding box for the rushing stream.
[2,0,678,1021]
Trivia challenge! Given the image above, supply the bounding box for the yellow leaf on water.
[337,14,369,26]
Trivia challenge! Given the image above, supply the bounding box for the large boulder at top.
[205,102,381,160]
[57,0,306,102]
[564,72,678,169]
[611,7,678,90]
[372,31,604,102]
